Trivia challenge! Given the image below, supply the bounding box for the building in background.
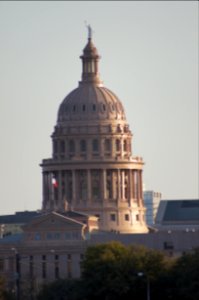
[143,190,161,226]
[155,199,199,231]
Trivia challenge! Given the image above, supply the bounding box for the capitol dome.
[57,31,126,125]
[57,85,126,124]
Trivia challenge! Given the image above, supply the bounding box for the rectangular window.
[67,254,72,278]
[0,259,4,271]
[42,255,46,279]
[125,214,129,221]
[65,232,72,240]
[46,232,53,240]
[29,255,34,278]
[110,214,116,221]
[35,233,41,240]
[54,232,61,240]
[55,255,59,279]
[136,214,139,221]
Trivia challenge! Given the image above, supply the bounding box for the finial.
[85,21,93,39]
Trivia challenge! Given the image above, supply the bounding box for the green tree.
[81,241,170,300]
[36,279,82,300]
[171,248,199,300]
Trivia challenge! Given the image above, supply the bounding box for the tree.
[171,248,199,300]
[80,241,171,300]
[36,279,82,300]
[0,276,15,300]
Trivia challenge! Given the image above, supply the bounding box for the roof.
[156,199,199,225]
[0,211,42,225]
[57,85,126,125]
[0,233,24,244]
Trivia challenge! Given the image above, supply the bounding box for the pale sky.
[0,1,198,215]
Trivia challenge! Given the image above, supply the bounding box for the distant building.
[155,199,199,231]
[143,191,161,225]
[0,211,42,237]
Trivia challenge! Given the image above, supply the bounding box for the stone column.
[117,169,121,200]
[100,138,104,158]
[87,169,91,203]
[121,138,124,158]
[112,170,116,199]
[72,170,76,205]
[58,171,62,210]
[132,170,136,200]
[139,170,143,206]
[102,169,107,201]
[111,138,115,158]
[129,170,133,200]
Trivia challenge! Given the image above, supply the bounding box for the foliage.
[80,241,170,300]
[0,276,15,300]
[36,279,82,300]
[171,248,199,300]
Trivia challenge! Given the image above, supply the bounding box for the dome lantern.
[79,25,103,87]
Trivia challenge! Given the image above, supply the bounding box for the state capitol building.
[0,29,199,295]
[41,26,148,234]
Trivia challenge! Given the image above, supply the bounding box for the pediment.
[23,211,84,232]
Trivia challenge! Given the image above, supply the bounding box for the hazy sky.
[0,1,198,215]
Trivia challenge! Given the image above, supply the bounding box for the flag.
[52,177,58,188]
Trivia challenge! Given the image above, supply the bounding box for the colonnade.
[42,168,143,211]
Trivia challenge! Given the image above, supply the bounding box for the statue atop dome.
[87,24,92,39]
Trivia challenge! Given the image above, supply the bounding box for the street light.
[138,272,150,300]
[11,248,20,300]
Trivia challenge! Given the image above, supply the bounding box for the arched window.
[60,140,65,153]
[116,139,120,151]
[92,139,99,152]
[53,140,58,153]
[123,140,127,152]
[91,170,100,199]
[69,140,75,153]
[80,140,87,152]
[105,139,111,152]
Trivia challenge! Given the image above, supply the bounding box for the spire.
[79,26,103,86]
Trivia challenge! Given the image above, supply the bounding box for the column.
[112,170,116,199]
[138,170,143,206]
[121,138,124,158]
[121,170,125,200]
[117,169,121,200]
[129,170,133,201]
[72,170,76,205]
[87,169,91,203]
[58,171,62,210]
[101,169,107,201]
[100,138,104,158]
[111,138,115,158]
[132,170,136,200]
